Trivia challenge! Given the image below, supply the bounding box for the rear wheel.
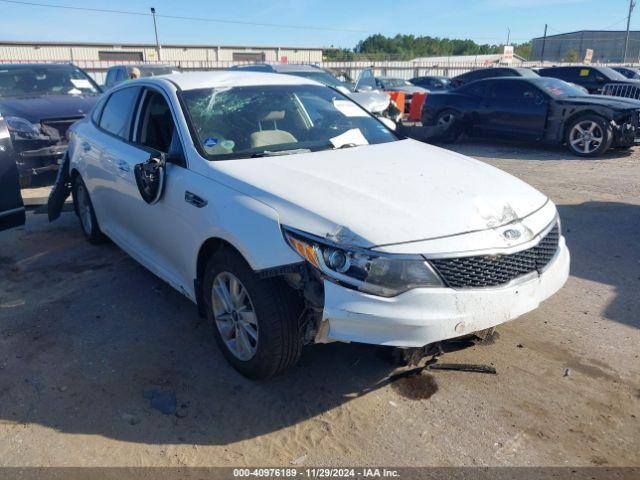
[565,115,612,157]
[203,248,304,379]
[72,176,107,244]
[434,109,462,143]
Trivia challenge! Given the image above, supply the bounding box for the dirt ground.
[0,139,638,467]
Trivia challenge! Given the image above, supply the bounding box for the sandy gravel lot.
[0,139,638,467]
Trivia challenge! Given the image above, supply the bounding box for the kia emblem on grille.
[503,229,521,240]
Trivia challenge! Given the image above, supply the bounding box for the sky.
[0,0,637,48]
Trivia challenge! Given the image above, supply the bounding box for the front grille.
[431,224,560,288]
[41,117,83,142]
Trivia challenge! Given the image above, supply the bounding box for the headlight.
[5,116,41,138]
[283,227,444,297]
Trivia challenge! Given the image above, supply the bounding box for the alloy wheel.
[211,272,259,361]
[569,120,603,154]
[76,183,93,234]
[437,113,456,127]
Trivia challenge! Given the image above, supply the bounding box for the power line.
[0,0,371,33]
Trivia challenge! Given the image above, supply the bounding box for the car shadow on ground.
[0,214,418,446]
[432,137,635,161]
[0,199,637,447]
[558,201,640,330]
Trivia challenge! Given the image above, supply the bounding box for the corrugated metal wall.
[0,42,323,64]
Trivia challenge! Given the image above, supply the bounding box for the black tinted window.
[488,81,539,99]
[540,67,576,82]
[136,90,177,154]
[99,87,140,139]
[458,81,486,96]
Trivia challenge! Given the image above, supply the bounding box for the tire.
[434,109,462,143]
[72,176,107,244]
[18,174,32,189]
[565,114,613,157]
[202,248,304,379]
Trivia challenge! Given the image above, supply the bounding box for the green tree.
[563,49,580,62]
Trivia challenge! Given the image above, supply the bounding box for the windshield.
[138,66,180,77]
[0,66,99,97]
[381,78,412,88]
[598,66,629,81]
[537,78,588,97]
[285,71,351,91]
[182,84,397,160]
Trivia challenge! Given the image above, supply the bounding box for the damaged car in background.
[49,71,570,379]
[0,63,101,187]
[422,76,640,156]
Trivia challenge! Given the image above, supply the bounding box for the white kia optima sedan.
[49,71,570,378]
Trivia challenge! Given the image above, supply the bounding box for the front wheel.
[565,115,612,157]
[203,249,304,379]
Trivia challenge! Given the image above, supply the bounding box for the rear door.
[478,80,548,139]
[0,115,25,232]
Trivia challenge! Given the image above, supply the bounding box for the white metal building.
[0,40,323,64]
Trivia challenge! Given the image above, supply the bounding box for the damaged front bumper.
[13,140,67,179]
[318,237,570,347]
[613,112,640,146]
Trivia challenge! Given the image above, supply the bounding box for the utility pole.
[540,24,548,63]
[150,7,162,62]
[624,0,636,63]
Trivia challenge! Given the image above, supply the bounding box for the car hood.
[558,94,640,110]
[210,139,548,249]
[0,94,100,122]
[347,91,390,113]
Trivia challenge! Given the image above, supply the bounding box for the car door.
[0,115,25,232]
[107,86,202,290]
[88,85,145,241]
[478,80,548,139]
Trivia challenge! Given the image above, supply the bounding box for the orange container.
[408,92,427,121]
[386,91,406,116]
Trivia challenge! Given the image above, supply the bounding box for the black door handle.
[185,191,207,208]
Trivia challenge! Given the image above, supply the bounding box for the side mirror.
[358,85,374,92]
[134,153,165,205]
[379,117,397,130]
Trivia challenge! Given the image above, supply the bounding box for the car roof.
[109,64,177,69]
[157,70,321,90]
[233,63,323,73]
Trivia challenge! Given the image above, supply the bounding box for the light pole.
[150,7,162,62]
[540,24,548,63]
[624,0,636,63]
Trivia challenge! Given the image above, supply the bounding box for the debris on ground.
[428,363,497,374]
[564,368,571,377]
[143,389,177,415]
[290,454,307,465]
[120,412,141,426]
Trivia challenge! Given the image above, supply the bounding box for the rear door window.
[99,86,141,139]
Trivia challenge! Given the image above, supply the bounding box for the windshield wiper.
[250,148,312,158]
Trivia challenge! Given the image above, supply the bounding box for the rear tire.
[434,109,462,143]
[565,115,612,157]
[203,248,304,379]
[72,176,107,244]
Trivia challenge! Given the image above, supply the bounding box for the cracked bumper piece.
[320,237,570,347]
[16,144,67,177]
